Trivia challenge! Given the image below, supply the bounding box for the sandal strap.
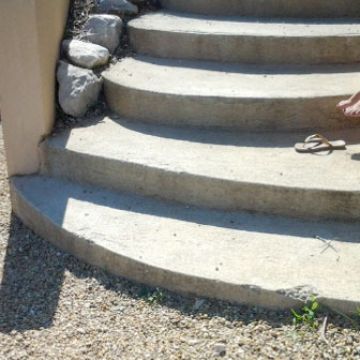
[304,134,333,150]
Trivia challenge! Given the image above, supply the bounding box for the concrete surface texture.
[103,57,360,130]
[11,175,360,313]
[42,117,360,220]
[128,13,360,64]
[8,0,360,312]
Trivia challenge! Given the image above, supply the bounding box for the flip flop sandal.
[295,134,346,153]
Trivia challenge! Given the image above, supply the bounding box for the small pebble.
[213,343,227,357]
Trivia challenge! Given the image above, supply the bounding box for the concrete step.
[128,13,360,65]
[42,116,360,220]
[11,175,360,313]
[161,0,360,18]
[103,56,360,131]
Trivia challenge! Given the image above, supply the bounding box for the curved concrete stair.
[11,175,360,313]
[11,3,360,313]
[41,116,360,220]
[161,0,360,18]
[128,12,360,64]
[103,57,360,131]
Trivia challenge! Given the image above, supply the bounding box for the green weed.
[291,296,320,329]
[140,287,166,305]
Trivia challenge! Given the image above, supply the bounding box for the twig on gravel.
[319,315,329,344]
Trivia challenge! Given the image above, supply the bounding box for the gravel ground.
[0,126,360,359]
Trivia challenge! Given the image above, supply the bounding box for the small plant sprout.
[291,295,320,329]
[354,307,360,325]
[142,287,166,305]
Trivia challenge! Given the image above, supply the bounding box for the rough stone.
[57,61,103,117]
[63,40,110,69]
[81,15,123,53]
[96,0,138,15]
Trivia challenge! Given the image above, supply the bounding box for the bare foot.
[337,91,360,110]
[343,99,360,117]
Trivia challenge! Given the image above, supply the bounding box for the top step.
[129,13,360,65]
[161,0,360,18]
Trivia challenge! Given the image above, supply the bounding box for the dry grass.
[65,0,96,38]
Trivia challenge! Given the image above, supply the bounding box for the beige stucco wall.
[0,0,70,176]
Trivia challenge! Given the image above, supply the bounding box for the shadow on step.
[72,185,360,244]
[137,54,360,75]
[24,176,360,244]
[115,117,360,148]
[52,113,360,149]
[160,12,360,27]
[0,213,65,333]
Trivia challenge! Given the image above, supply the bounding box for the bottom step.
[11,175,360,313]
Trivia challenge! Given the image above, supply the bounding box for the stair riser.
[161,0,360,17]
[104,80,353,131]
[129,27,360,65]
[41,145,360,221]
